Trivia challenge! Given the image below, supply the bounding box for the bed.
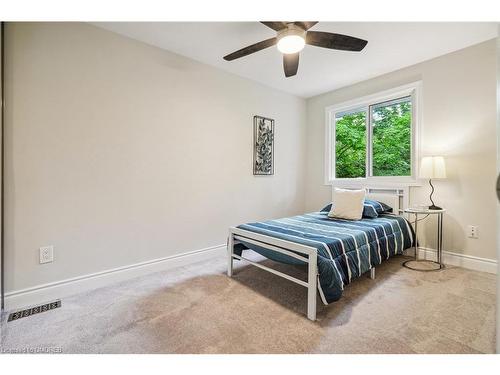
[227,188,415,321]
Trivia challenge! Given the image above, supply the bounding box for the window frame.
[324,81,422,186]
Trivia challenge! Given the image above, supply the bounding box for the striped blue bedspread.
[235,212,414,304]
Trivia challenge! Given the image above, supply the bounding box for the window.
[335,109,366,178]
[326,82,420,184]
[371,96,412,177]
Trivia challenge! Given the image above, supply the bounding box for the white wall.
[496,25,500,355]
[4,22,307,293]
[0,24,3,309]
[305,39,497,261]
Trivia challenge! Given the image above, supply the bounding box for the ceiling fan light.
[277,35,305,54]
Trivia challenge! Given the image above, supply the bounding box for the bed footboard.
[227,227,318,321]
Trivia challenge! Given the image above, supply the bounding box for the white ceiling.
[93,22,497,98]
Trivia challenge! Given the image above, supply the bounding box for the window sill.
[324,178,423,188]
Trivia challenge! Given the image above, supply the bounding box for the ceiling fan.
[223,22,368,78]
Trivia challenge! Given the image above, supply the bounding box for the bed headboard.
[332,186,408,215]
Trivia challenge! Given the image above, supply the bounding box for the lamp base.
[427,204,442,210]
[427,179,442,210]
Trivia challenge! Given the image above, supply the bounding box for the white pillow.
[328,188,366,220]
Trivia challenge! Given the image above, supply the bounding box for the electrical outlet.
[467,225,479,239]
[39,246,54,264]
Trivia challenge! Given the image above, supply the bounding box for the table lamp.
[419,156,446,210]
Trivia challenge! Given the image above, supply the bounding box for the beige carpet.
[0,253,496,353]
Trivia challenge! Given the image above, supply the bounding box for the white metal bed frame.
[227,187,406,321]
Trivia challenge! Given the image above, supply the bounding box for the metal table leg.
[403,210,444,272]
[414,213,418,260]
[437,212,444,269]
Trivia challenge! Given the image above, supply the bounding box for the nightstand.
[403,207,446,271]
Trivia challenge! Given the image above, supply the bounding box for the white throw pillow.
[328,188,366,220]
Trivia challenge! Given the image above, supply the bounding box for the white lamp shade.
[419,156,447,179]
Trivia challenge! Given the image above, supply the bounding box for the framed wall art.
[253,116,274,175]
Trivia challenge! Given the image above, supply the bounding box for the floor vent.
[7,300,62,322]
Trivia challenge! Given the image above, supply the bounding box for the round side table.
[403,207,446,271]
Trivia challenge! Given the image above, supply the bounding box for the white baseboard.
[406,247,497,274]
[4,243,495,311]
[4,244,226,311]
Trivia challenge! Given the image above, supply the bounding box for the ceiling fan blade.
[306,31,368,51]
[260,22,288,31]
[223,37,277,61]
[283,53,299,77]
[294,21,318,30]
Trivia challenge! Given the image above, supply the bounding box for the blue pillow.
[364,199,393,216]
[320,199,392,218]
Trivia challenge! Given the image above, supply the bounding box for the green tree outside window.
[335,111,366,178]
[334,97,412,178]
